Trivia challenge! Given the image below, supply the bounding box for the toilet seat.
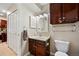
[55,51,68,56]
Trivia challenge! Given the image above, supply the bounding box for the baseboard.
[24,52,55,56]
[24,52,30,56]
[50,52,55,56]
[24,52,54,56]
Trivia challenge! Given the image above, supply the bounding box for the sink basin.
[29,34,50,41]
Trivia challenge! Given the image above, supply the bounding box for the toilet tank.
[55,40,69,53]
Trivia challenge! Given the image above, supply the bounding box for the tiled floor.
[0,42,53,56]
[0,42,16,56]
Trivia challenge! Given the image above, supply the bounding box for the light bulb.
[2,10,6,13]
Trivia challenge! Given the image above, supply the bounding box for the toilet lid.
[55,51,68,56]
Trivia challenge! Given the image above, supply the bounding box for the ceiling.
[0,3,42,17]
[0,3,48,12]
[0,3,12,11]
[23,3,41,13]
[0,3,49,18]
[35,3,48,10]
[0,3,13,18]
[16,3,48,15]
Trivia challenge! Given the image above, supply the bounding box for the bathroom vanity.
[29,36,50,56]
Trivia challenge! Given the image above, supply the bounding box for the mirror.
[29,13,49,32]
[29,16,37,29]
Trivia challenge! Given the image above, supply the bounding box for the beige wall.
[50,23,79,56]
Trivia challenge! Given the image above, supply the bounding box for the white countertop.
[0,30,7,35]
[28,35,50,41]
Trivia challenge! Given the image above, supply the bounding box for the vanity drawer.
[36,40,45,46]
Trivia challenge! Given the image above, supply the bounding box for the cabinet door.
[29,39,36,55]
[50,3,61,24]
[50,3,79,24]
[1,20,7,28]
[0,19,1,27]
[36,44,45,56]
[2,33,7,42]
[35,40,45,56]
[63,3,78,23]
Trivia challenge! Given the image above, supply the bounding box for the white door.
[7,10,21,55]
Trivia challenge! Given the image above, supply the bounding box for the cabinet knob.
[75,17,78,19]
[46,43,49,46]
[63,16,66,19]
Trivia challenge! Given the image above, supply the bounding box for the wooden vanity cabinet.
[29,38,50,56]
[1,20,7,28]
[0,20,7,42]
[29,39,36,55]
[50,3,79,24]
[2,33,7,42]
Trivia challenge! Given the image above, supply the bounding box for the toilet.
[54,40,69,56]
